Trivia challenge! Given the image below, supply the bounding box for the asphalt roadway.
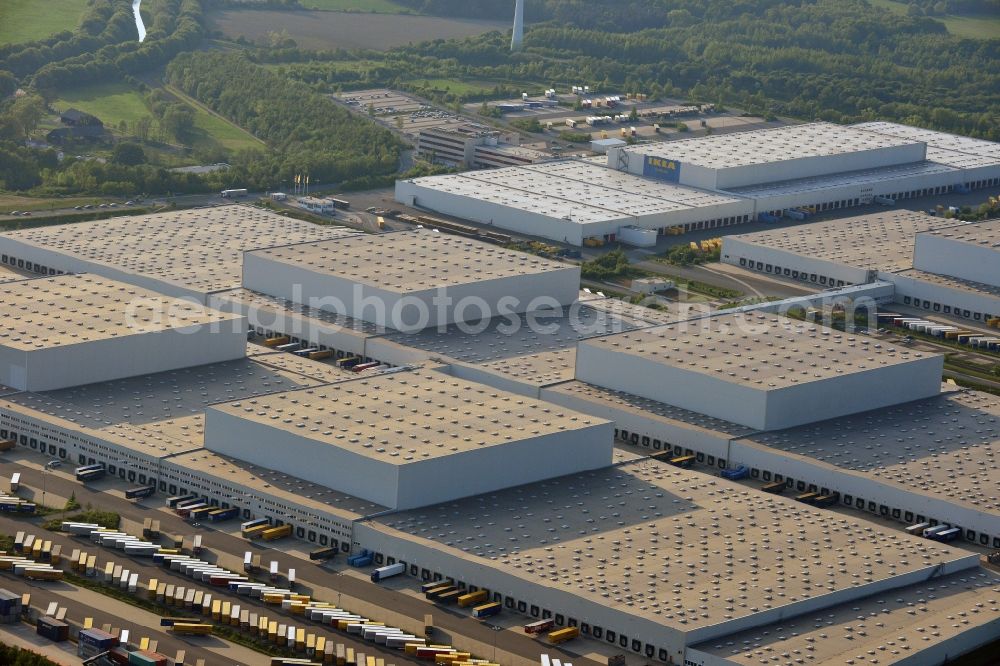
[2,458,603,666]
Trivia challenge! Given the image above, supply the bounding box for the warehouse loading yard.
[0,117,999,664]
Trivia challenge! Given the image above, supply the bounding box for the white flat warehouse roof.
[0,206,358,295]
[619,122,922,170]
[692,568,1000,665]
[0,352,341,457]
[737,389,1000,516]
[854,121,1000,160]
[0,274,241,351]
[371,457,975,633]
[725,210,956,272]
[920,218,1000,249]
[245,228,572,293]
[208,368,608,465]
[402,159,746,227]
[583,313,936,390]
[726,159,957,199]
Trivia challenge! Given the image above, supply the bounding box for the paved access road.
[3,459,603,666]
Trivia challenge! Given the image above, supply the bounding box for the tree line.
[166,52,403,187]
[261,0,998,141]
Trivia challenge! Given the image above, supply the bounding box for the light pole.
[491,624,502,662]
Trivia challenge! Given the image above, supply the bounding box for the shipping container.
[547,626,579,644]
[79,627,118,651]
[245,524,270,540]
[179,503,208,518]
[208,506,239,522]
[74,464,103,479]
[36,616,69,642]
[423,585,454,600]
[309,547,338,561]
[167,494,198,508]
[370,562,404,582]
[471,602,501,619]
[812,494,837,507]
[523,619,554,635]
[795,491,819,504]
[923,524,950,538]
[171,623,212,636]
[128,649,169,666]
[125,485,156,500]
[669,454,696,468]
[262,525,292,541]
[456,590,487,608]
[761,481,785,494]
[934,527,962,542]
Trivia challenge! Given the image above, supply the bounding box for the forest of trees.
[166,52,402,186]
[0,0,998,195]
[397,0,999,28]
[261,0,998,141]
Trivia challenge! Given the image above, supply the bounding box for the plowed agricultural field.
[210,9,507,50]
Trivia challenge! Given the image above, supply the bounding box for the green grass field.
[408,78,496,96]
[55,83,153,129]
[868,0,1000,39]
[187,105,263,153]
[937,13,1000,39]
[164,85,264,153]
[0,0,87,45]
[55,82,262,155]
[0,193,108,212]
[297,0,408,12]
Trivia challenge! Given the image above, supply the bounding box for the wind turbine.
[511,0,524,51]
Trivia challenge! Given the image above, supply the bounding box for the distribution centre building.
[242,228,581,331]
[722,211,1000,323]
[354,457,983,665]
[396,121,1000,245]
[0,274,245,391]
[574,312,944,430]
[0,207,999,665]
[0,206,359,302]
[204,368,614,509]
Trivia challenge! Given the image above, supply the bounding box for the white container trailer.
[369,562,405,582]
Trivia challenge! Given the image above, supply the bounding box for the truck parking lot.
[0,453,607,666]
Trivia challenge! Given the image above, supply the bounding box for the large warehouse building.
[396,121,1000,245]
[242,228,580,331]
[204,369,613,509]
[722,210,1000,323]
[575,312,943,430]
[1,206,1000,665]
[355,457,984,665]
[0,206,358,302]
[0,274,245,391]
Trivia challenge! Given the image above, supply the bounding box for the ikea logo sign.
[643,156,681,182]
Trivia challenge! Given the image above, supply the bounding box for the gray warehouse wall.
[9,322,247,392]
[204,408,402,508]
[393,422,614,510]
[575,341,770,430]
[913,233,1000,287]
